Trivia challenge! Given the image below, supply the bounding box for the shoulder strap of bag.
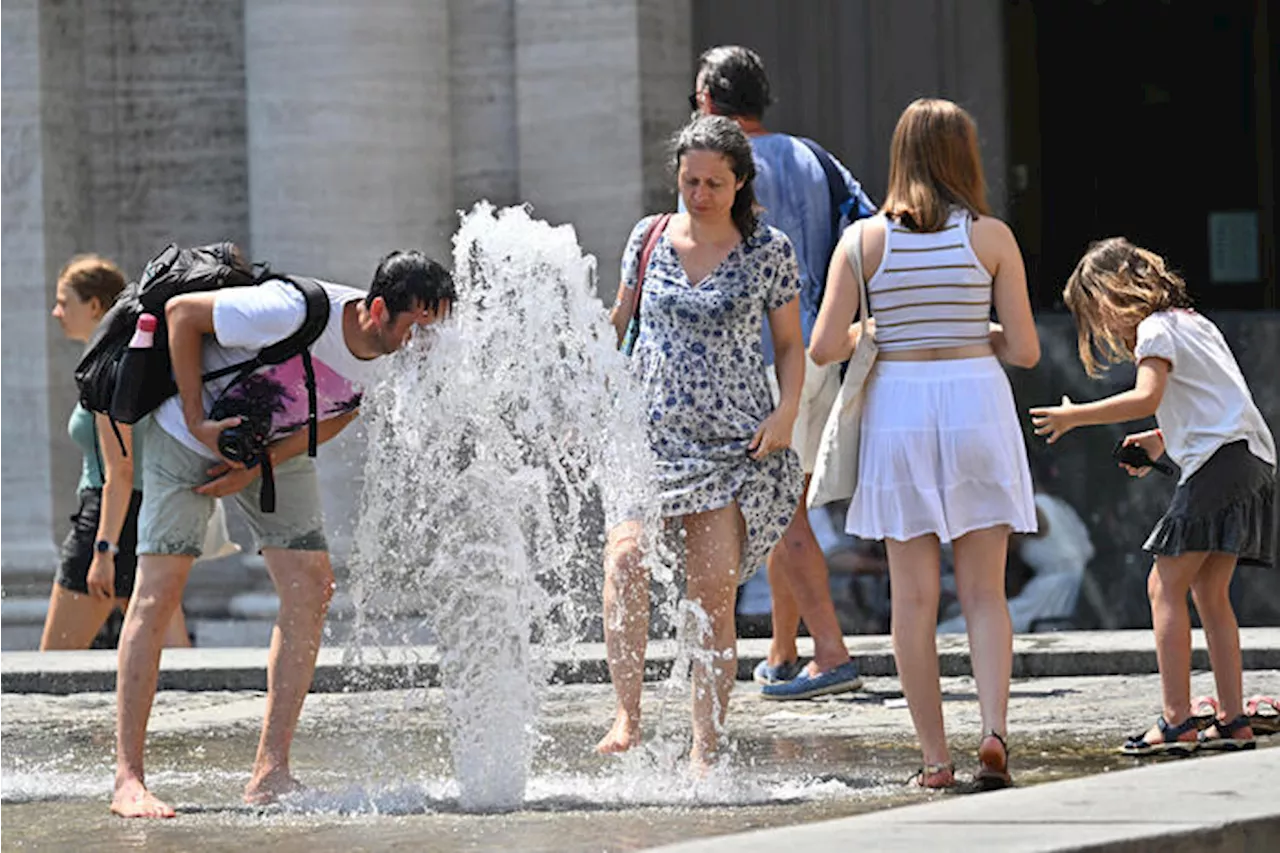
[631,213,672,325]
[842,219,872,338]
[202,276,331,456]
[201,277,330,384]
[798,137,851,252]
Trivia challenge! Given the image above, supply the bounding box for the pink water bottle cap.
[137,313,157,332]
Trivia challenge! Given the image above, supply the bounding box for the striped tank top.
[866,208,993,352]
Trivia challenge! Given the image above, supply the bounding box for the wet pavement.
[3,672,1277,851]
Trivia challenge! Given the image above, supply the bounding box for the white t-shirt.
[154,279,381,459]
[1134,309,1276,481]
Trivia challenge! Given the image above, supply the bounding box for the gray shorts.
[136,417,328,556]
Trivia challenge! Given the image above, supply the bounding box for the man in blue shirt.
[692,45,874,699]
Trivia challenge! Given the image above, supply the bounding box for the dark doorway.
[1006,0,1275,310]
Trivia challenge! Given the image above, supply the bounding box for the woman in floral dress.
[599,115,805,766]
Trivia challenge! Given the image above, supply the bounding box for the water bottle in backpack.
[110,314,173,425]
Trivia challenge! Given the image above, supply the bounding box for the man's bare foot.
[111,778,176,819]
[244,767,305,805]
[595,710,640,754]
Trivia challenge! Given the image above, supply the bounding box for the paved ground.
[648,746,1280,853]
[5,671,1277,754]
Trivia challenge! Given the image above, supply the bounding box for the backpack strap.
[797,137,852,253]
[201,276,331,456]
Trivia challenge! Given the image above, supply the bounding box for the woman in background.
[42,254,192,651]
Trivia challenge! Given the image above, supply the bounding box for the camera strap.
[258,454,277,514]
[302,350,317,457]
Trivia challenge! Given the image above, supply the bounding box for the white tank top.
[866,209,993,352]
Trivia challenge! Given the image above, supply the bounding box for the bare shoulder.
[970,214,1016,246]
[969,215,1018,275]
[846,215,886,279]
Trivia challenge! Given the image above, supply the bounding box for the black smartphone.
[1112,439,1176,476]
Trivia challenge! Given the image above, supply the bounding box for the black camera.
[211,399,271,468]
[1112,438,1176,477]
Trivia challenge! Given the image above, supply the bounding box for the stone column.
[245,0,454,566]
[638,0,694,214]
[450,0,519,210]
[515,0,690,302]
[77,0,252,278]
[1,0,60,583]
[5,0,257,617]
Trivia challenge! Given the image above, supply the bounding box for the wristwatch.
[95,539,119,556]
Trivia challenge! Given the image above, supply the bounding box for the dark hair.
[673,115,760,239]
[696,45,772,119]
[367,250,456,317]
[57,254,126,310]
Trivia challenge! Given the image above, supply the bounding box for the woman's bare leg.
[951,526,1013,740]
[885,535,949,767]
[685,505,743,767]
[597,521,650,753]
[40,586,116,650]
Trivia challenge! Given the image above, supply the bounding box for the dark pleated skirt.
[1144,440,1277,568]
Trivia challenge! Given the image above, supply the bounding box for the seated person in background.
[939,493,1093,633]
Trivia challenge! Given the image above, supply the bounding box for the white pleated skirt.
[847,356,1037,543]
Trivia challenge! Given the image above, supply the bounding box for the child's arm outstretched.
[1029,356,1170,444]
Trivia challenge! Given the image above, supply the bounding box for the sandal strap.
[1157,715,1201,740]
[906,762,954,785]
[983,730,1009,753]
[1212,714,1253,737]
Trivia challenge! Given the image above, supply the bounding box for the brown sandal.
[907,762,955,789]
[974,731,1013,790]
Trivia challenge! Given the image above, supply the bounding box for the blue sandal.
[1120,716,1199,756]
[1198,714,1257,752]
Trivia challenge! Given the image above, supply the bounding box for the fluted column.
[515,0,690,301]
[1,0,59,582]
[450,0,519,210]
[245,1,454,565]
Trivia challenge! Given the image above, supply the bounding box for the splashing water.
[348,203,665,810]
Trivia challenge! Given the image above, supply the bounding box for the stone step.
[4,629,1279,695]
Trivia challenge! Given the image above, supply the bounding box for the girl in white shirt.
[1031,237,1275,756]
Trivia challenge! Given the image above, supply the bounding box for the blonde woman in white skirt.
[810,98,1040,791]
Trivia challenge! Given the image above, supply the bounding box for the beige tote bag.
[807,219,878,508]
[195,498,241,563]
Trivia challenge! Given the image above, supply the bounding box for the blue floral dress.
[621,216,804,583]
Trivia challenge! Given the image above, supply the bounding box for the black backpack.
[75,242,331,462]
